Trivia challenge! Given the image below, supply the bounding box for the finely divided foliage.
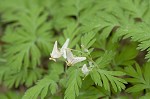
[65,68,82,99]
[0,0,150,99]
[22,76,58,99]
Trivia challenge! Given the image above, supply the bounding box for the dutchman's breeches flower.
[81,64,90,75]
[66,49,86,66]
[49,38,70,61]
[49,38,86,66]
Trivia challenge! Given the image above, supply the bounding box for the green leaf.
[90,68,102,86]
[81,31,96,49]
[90,68,127,92]
[2,5,52,70]
[64,68,82,99]
[96,51,115,68]
[140,92,150,99]
[126,84,148,93]
[0,91,22,99]
[115,43,138,66]
[125,63,150,93]
[119,0,149,18]
[77,86,105,99]
[3,68,43,88]
[22,76,58,99]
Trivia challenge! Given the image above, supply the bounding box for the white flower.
[49,39,70,61]
[81,64,89,75]
[66,49,86,66]
[60,39,69,59]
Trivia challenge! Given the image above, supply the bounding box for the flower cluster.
[49,39,90,75]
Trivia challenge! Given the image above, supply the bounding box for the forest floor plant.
[0,0,150,99]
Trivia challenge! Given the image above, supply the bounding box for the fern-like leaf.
[3,68,43,88]
[125,63,150,93]
[81,31,96,49]
[22,76,58,99]
[90,68,127,92]
[96,51,115,68]
[2,5,52,70]
[64,68,82,99]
